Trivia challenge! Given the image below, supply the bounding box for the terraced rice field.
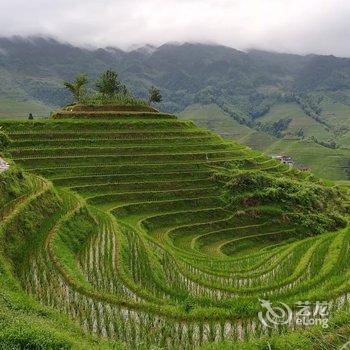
[0,108,349,349]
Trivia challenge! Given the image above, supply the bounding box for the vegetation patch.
[0,108,349,349]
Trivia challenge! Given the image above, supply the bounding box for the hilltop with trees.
[63,69,162,108]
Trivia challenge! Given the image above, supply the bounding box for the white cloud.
[1,0,350,55]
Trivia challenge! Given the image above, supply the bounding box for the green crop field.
[0,106,349,349]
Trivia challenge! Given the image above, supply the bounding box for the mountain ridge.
[0,36,349,181]
[2,36,350,111]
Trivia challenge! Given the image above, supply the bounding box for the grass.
[178,103,252,139]
[319,92,350,127]
[0,98,56,118]
[0,107,349,349]
[257,102,333,141]
[179,103,350,181]
[263,138,350,181]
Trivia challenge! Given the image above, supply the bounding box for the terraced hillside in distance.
[0,105,349,349]
[179,103,350,182]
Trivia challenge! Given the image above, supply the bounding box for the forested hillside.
[0,36,349,180]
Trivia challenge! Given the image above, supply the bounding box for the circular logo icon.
[258,298,293,328]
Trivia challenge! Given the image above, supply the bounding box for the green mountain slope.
[178,104,253,140]
[0,107,349,349]
[0,37,349,180]
[180,104,350,181]
[257,102,331,140]
[1,37,350,117]
[0,97,54,118]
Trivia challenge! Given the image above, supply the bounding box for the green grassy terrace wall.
[0,108,349,349]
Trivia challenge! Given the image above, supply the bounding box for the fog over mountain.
[1,0,350,56]
[2,35,350,113]
[0,36,345,111]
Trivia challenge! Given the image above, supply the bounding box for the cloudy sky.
[1,0,350,56]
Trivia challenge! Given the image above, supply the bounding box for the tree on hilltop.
[149,86,162,104]
[63,74,88,103]
[96,70,123,98]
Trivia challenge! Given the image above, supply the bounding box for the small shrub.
[80,92,147,106]
[0,130,10,151]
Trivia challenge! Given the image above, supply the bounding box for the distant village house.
[272,155,311,172]
[273,155,294,167]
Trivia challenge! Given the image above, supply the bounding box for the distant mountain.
[0,36,349,180]
[1,36,350,112]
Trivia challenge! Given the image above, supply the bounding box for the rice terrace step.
[0,104,349,349]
